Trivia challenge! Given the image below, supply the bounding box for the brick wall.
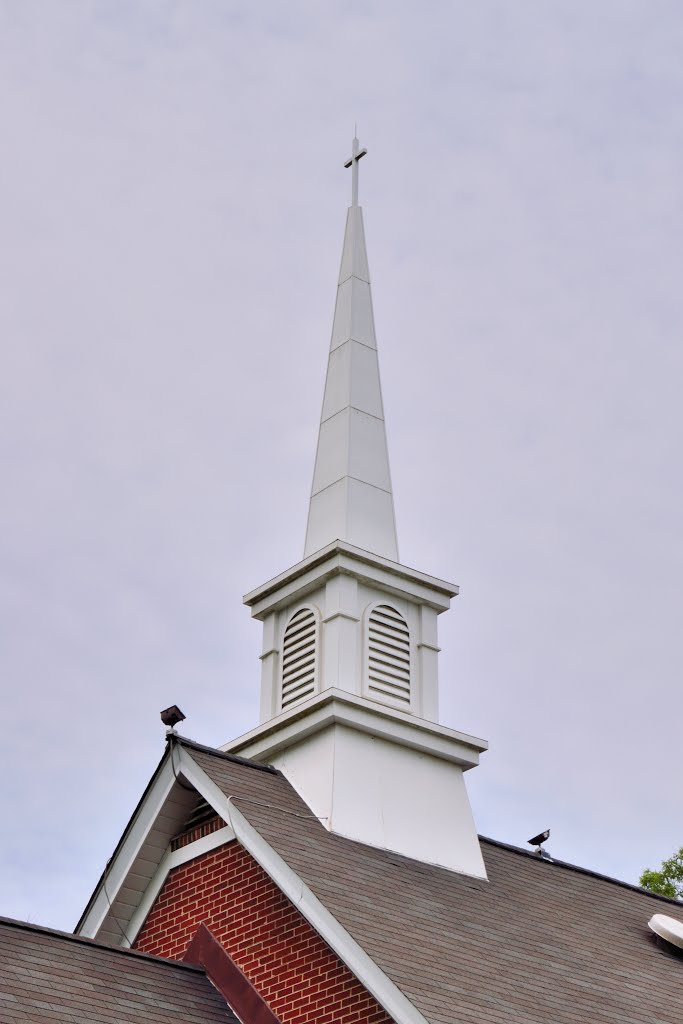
[135,841,393,1024]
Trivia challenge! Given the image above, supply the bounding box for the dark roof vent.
[649,913,683,951]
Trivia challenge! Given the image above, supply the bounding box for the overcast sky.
[1,1,682,930]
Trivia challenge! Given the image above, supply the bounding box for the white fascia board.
[177,747,431,1024]
[244,541,457,618]
[223,689,488,768]
[124,825,235,947]
[78,756,177,939]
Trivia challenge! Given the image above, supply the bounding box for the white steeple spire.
[228,139,488,879]
[304,136,399,562]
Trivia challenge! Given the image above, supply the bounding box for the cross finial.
[344,134,367,207]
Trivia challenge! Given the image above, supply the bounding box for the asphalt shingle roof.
[185,738,683,1024]
[0,915,240,1024]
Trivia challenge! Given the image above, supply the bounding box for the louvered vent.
[367,604,411,707]
[281,607,318,710]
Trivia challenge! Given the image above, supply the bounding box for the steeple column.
[321,574,361,696]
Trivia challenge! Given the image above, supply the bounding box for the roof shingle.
[0,915,239,1024]
[187,738,683,1024]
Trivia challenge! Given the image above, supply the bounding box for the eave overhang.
[74,737,431,1024]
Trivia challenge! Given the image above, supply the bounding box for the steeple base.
[223,690,488,878]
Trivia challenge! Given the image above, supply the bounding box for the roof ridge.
[175,734,281,774]
[479,835,683,907]
[0,914,206,970]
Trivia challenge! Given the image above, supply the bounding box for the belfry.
[223,138,488,877]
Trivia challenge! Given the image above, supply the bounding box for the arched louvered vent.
[367,604,411,707]
[281,607,318,710]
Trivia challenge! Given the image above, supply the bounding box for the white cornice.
[244,540,458,619]
[222,689,487,769]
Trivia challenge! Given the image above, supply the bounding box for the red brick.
[135,841,392,1024]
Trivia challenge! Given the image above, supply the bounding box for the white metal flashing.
[177,746,432,1024]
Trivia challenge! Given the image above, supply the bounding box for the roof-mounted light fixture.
[160,704,186,733]
[528,829,551,858]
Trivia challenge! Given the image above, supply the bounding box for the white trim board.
[224,688,487,768]
[124,825,235,948]
[78,757,178,940]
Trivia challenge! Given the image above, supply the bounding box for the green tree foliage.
[640,847,683,900]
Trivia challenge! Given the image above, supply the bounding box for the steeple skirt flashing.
[271,723,487,878]
[224,697,488,879]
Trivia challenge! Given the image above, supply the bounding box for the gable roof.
[182,737,683,1024]
[0,915,240,1024]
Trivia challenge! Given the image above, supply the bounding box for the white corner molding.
[178,747,431,1024]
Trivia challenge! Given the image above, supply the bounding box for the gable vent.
[281,607,318,710]
[367,604,411,707]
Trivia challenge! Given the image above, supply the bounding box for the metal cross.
[344,135,367,207]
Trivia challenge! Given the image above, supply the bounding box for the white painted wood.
[77,758,177,939]
[259,612,278,721]
[228,689,486,767]
[124,825,235,947]
[327,725,486,876]
[228,694,487,878]
[363,601,413,712]
[244,541,457,616]
[225,682,487,876]
[248,542,453,731]
[279,605,320,712]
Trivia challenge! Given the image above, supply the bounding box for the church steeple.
[226,139,488,878]
[305,138,398,561]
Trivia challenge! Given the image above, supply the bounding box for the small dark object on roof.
[528,829,550,848]
[161,705,186,729]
